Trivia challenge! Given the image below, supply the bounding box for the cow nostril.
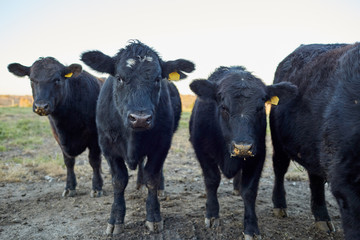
[128,114,137,123]
[145,115,152,124]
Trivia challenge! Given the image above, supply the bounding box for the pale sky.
[1,0,359,95]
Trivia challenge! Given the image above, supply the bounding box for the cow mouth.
[33,108,50,116]
[131,125,152,131]
[230,142,255,158]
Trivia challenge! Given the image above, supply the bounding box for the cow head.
[81,40,195,131]
[8,57,82,116]
[190,66,298,158]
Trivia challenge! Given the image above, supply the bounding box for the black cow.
[189,66,297,239]
[270,43,360,239]
[8,57,103,197]
[80,40,195,234]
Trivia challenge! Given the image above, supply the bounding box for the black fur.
[81,40,195,230]
[189,66,297,237]
[270,43,360,239]
[8,57,103,196]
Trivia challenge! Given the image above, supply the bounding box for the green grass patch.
[179,111,191,130]
[7,153,64,166]
[0,107,51,151]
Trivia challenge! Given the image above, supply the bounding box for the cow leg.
[241,159,264,238]
[200,160,221,228]
[233,170,242,196]
[62,153,77,197]
[143,156,165,232]
[308,173,335,232]
[272,147,290,218]
[106,157,129,235]
[88,144,103,198]
[158,168,165,197]
[137,160,164,195]
[136,161,145,190]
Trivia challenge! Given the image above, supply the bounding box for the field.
[0,107,343,239]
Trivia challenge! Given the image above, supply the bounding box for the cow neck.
[49,81,78,122]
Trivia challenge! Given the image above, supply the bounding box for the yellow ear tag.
[168,72,180,81]
[64,72,73,78]
[270,96,279,105]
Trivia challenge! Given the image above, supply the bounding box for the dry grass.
[180,94,196,112]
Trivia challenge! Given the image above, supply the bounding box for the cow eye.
[155,77,161,84]
[116,75,124,84]
[221,105,230,120]
[54,78,61,84]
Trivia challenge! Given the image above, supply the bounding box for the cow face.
[81,41,195,131]
[191,69,298,158]
[8,57,82,116]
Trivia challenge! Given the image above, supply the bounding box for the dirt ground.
[0,122,344,240]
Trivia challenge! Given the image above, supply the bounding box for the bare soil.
[0,123,344,239]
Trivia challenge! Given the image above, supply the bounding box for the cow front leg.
[158,169,165,197]
[200,161,221,228]
[62,153,77,197]
[272,146,290,218]
[136,161,145,190]
[144,170,163,232]
[241,159,264,239]
[308,173,335,232]
[137,161,165,197]
[233,170,242,196]
[106,158,129,236]
[88,144,103,197]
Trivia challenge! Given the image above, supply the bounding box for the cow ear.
[63,64,82,78]
[162,59,195,81]
[190,79,217,101]
[266,82,298,105]
[8,63,30,77]
[81,50,115,75]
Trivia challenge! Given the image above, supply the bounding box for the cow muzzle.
[231,142,254,158]
[128,113,153,130]
[33,102,51,116]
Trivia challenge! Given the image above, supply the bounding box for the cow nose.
[34,102,50,116]
[35,103,49,110]
[128,113,152,129]
[231,142,254,157]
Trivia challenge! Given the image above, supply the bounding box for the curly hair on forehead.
[32,57,63,70]
[114,40,161,61]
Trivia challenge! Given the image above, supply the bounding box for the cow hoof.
[90,190,103,198]
[273,208,287,218]
[205,217,220,228]
[158,190,165,197]
[105,223,124,235]
[145,220,163,232]
[233,189,241,196]
[62,189,76,197]
[242,232,261,240]
[315,221,336,233]
[136,183,144,191]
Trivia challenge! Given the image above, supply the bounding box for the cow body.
[270,43,360,239]
[189,66,297,239]
[81,40,194,234]
[8,57,103,197]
